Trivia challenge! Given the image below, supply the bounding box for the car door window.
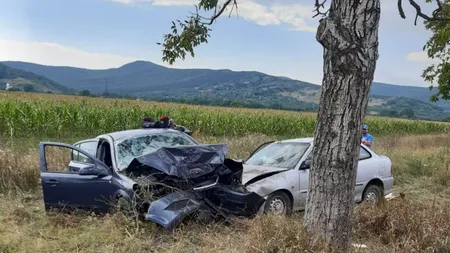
[71,144,81,161]
[97,140,113,168]
[359,146,371,160]
[73,141,97,164]
[45,145,94,173]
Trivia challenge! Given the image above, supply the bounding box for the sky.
[0,0,441,87]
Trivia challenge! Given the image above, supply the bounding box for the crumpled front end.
[123,144,266,229]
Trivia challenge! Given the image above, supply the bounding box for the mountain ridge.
[0,63,74,94]
[2,60,449,120]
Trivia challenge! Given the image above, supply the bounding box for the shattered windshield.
[115,131,198,170]
[245,142,310,168]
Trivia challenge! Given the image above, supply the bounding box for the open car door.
[39,142,117,213]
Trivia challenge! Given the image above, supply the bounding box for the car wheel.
[363,184,383,204]
[264,191,292,216]
[116,196,134,216]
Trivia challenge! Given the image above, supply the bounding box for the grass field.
[1,92,450,252]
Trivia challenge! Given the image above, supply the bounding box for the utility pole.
[103,79,109,96]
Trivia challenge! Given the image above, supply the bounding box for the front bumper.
[145,186,265,230]
[382,176,395,195]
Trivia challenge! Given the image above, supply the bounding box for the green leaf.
[158,0,236,65]
[421,1,450,102]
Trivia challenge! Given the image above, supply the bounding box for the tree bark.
[304,0,381,251]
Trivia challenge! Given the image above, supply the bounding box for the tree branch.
[313,0,330,18]
[158,0,240,65]
[199,0,236,25]
[398,0,406,19]
[398,0,450,25]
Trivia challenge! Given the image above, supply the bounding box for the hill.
[0,63,73,94]
[2,60,450,120]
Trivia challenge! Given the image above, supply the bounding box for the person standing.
[361,124,374,148]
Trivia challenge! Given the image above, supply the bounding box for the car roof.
[96,128,188,142]
[279,137,314,143]
[276,137,375,155]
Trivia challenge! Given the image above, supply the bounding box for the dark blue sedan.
[39,128,199,213]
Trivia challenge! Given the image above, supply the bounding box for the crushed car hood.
[242,164,289,186]
[124,144,231,180]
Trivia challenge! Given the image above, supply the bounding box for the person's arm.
[363,135,373,146]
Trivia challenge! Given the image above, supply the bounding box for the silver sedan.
[241,138,394,215]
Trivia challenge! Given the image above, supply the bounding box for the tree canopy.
[421,0,450,102]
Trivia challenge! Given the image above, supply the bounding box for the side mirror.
[79,165,109,177]
[299,160,311,170]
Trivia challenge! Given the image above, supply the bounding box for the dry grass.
[0,148,40,194]
[1,133,450,252]
[1,194,449,252]
[353,199,450,252]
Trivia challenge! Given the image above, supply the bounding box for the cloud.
[107,0,134,4]
[0,39,137,69]
[105,0,317,32]
[0,38,222,71]
[406,51,438,64]
[152,0,197,5]
[270,4,317,32]
[232,1,281,26]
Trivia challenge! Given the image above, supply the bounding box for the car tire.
[264,191,292,216]
[195,206,215,223]
[362,184,383,205]
[115,196,134,217]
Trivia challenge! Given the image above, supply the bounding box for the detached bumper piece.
[145,187,265,230]
[145,191,201,230]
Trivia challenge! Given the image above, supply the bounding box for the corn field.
[1,92,450,139]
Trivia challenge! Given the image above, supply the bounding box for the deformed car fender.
[244,171,292,198]
[145,190,201,230]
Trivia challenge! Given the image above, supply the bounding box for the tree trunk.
[304,0,381,251]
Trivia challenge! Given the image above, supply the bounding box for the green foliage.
[379,109,398,117]
[79,89,91,96]
[158,16,211,65]
[400,108,415,118]
[1,93,450,140]
[23,84,35,92]
[422,0,450,102]
[6,87,21,92]
[158,0,234,65]
[369,95,447,120]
